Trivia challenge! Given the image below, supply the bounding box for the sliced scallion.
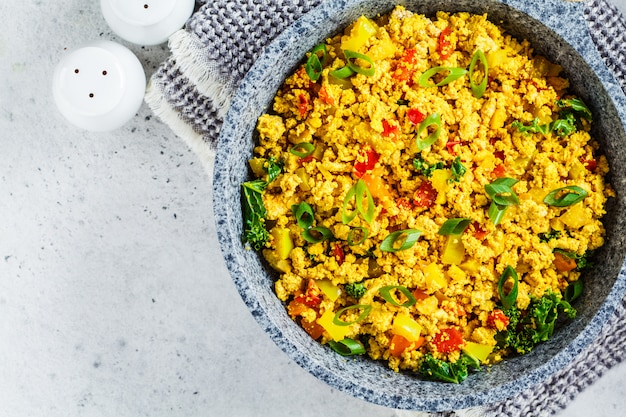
[543,186,588,207]
[487,202,508,225]
[498,266,519,310]
[344,50,376,77]
[290,142,315,158]
[291,202,315,229]
[564,280,583,303]
[341,184,358,224]
[332,304,373,326]
[416,113,442,150]
[347,226,369,246]
[302,226,335,243]
[469,50,488,98]
[305,44,327,82]
[438,218,472,236]
[484,177,520,206]
[380,229,422,252]
[418,66,468,88]
[328,338,366,356]
[379,285,417,307]
[330,66,355,79]
[355,179,375,224]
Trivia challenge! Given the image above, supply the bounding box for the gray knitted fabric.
[145,1,626,415]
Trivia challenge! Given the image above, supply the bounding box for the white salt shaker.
[101,0,195,46]
[52,40,146,132]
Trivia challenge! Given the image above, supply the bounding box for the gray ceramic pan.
[213,0,626,411]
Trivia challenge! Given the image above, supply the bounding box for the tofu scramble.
[242,6,613,382]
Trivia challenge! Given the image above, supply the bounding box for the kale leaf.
[418,354,480,384]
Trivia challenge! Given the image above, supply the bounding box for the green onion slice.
[290,142,315,158]
[332,304,373,326]
[543,186,588,207]
[344,50,376,77]
[498,265,519,310]
[380,229,422,252]
[488,202,508,225]
[484,177,520,206]
[342,183,358,224]
[328,338,366,356]
[469,50,488,98]
[302,226,334,243]
[291,202,315,230]
[418,66,468,88]
[330,66,355,79]
[347,226,369,246]
[355,179,375,224]
[379,285,417,307]
[305,44,327,82]
[564,280,583,303]
[438,218,472,235]
[416,113,442,150]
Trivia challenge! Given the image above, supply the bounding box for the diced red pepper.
[487,309,510,331]
[299,155,317,165]
[581,158,597,172]
[437,26,453,59]
[492,163,507,178]
[298,94,308,118]
[333,242,345,266]
[382,119,398,137]
[412,289,430,301]
[432,327,464,353]
[407,108,426,125]
[392,49,418,84]
[318,86,334,105]
[294,279,322,307]
[472,222,488,240]
[445,140,461,155]
[494,150,505,161]
[413,181,437,208]
[354,146,380,177]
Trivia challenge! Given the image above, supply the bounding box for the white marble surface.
[1,1,626,416]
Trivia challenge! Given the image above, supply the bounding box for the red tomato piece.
[354,146,380,176]
[318,86,334,105]
[553,251,577,272]
[413,181,437,208]
[487,309,510,331]
[382,119,398,137]
[581,158,597,172]
[494,150,505,161]
[437,26,453,59]
[472,222,488,240]
[445,140,461,155]
[389,334,425,357]
[432,327,464,353]
[407,108,426,125]
[412,289,430,301]
[294,279,322,307]
[298,94,308,118]
[333,243,345,266]
[492,163,507,178]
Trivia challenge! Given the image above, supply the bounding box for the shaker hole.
[144,4,149,9]
[102,70,108,76]
[89,93,94,98]
[74,69,80,74]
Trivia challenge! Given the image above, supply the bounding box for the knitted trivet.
[145,1,626,415]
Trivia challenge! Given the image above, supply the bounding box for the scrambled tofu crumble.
[242,6,613,381]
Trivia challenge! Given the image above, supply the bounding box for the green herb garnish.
[328,338,366,356]
[332,304,373,326]
[418,353,480,384]
[378,285,417,307]
[380,229,422,252]
[543,185,588,207]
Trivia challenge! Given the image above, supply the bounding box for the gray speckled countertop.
[1,1,626,416]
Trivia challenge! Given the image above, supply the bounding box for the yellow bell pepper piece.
[248,158,266,178]
[430,169,451,204]
[316,279,341,301]
[442,235,465,265]
[341,16,378,52]
[391,313,422,343]
[270,227,293,260]
[559,203,592,229]
[462,342,493,362]
[317,310,351,341]
[423,262,447,291]
[295,167,311,191]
